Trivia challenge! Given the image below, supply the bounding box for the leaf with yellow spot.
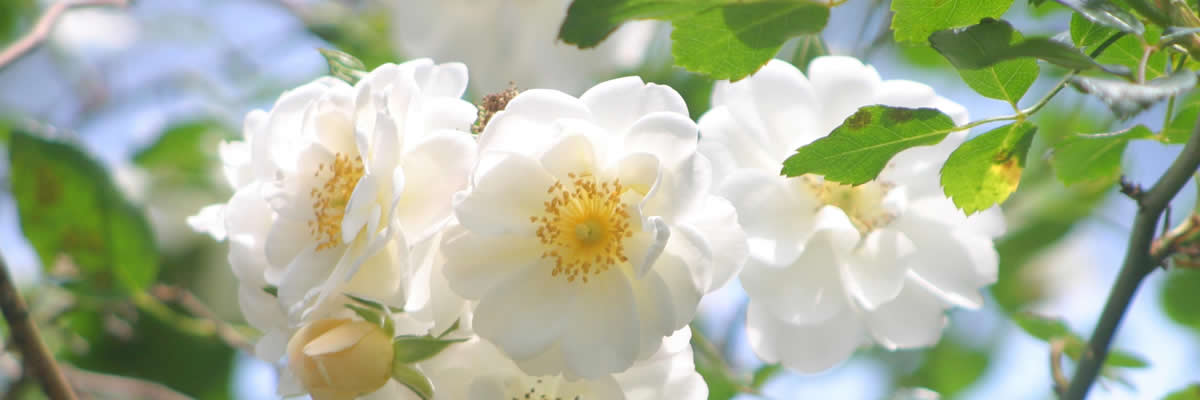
[941,122,1038,214]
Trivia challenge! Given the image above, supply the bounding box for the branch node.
[1118,175,1145,202]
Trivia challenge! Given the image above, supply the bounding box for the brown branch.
[0,259,77,400]
[0,0,130,70]
[1050,339,1069,398]
[148,285,252,354]
[60,365,191,400]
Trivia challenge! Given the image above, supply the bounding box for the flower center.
[308,153,365,251]
[532,172,632,283]
[805,176,895,234]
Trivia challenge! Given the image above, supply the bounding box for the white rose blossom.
[389,0,661,94]
[442,76,748,378]
[188,59,479,395]
[419,328,706,400]
[698,57,1005,373]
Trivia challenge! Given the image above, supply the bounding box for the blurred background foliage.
[0,0,1196,400]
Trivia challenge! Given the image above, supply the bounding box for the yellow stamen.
[533,172,633,283]
[307,153,365,251]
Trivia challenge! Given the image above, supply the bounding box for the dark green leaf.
[262,285,278,297]
[345,293,391,312]
[392,336,467,364]
[1051,125,1153,184]
[891,0,1014,43]
[1012,312,1073,341]
[1070,12,1117,50]
[1164,385,1200,400]
[930,18,1103,72]
[9,130,158,294]
[318,48,368,85]
[1161,269,1200,332]
[392,363,433,400]
[1164,90,1200,144]
[558,0,720,47]
[1069,69,1197,119]
[790,34,828,72]
[782,106,957,184]
[672,1,829,80]
[1054,0,1143,35]
[940,122,1037,214]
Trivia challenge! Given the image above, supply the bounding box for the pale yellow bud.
[286,318,394,400]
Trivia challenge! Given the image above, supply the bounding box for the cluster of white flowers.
[190,55,1001,399]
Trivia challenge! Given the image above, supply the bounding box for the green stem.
[1063,114,1200,399]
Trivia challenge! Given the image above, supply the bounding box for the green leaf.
[957,57,1039,105]
[930,18,1104,72]
[1054,0,1143,35]
[558,0,719,47]
[1164,385,1200,400]
[262,285,278,297]
[891,0,1014,43]
[133,121,230,187]
[318,48,368,85]
[1012,312,1073,341]
[1094,28,1167,79]
[392,336,467,364]
[345,293,391,312]
[1069,69,1197,119]
[1161,269,1200,332]
[1104,350,1150,369]
[790,34,828,72]
[346,304,392,333]
[1051,125,1153,184]
[671,1,829,80]
[782,106,957,185]
[1070,12,1117,50]
[9,130,159,294]
[1164,90,1200,144]
[391,363,433,400]
[940,122,1037,214]
[750,363,782,389]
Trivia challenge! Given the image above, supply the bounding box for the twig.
[146,284,253,354]
[1050,338,1069,397]
[1119,176,1144,200]
[0,0,130,70]
[60,365,192,400]
[0,258,77,400]
[1063,112,1200,399]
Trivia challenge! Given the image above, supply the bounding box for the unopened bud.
[287,318,394,400]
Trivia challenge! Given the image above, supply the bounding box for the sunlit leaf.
[1094,26,1168,79]
[1013,312,1073,341]
[1161,269,1200,332]
[782,106,957,185]
[899,339,989,397]
[891,0,1014,43]
[1070,12,1117,50]
[1051,125,1153,184]
[1054,0,1143,35]
[1069,69,1197,119]
[941,122,1037,214]
[672,1,829,80]
[9,130,158,294]
[1165,384,1200,400]
[133,121,230,188]
[1164,90,1200,144]
[957,58,1039,105]
[750,363,782,389]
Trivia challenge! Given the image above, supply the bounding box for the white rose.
[442,76,747,378]
[699,57,1004,373]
